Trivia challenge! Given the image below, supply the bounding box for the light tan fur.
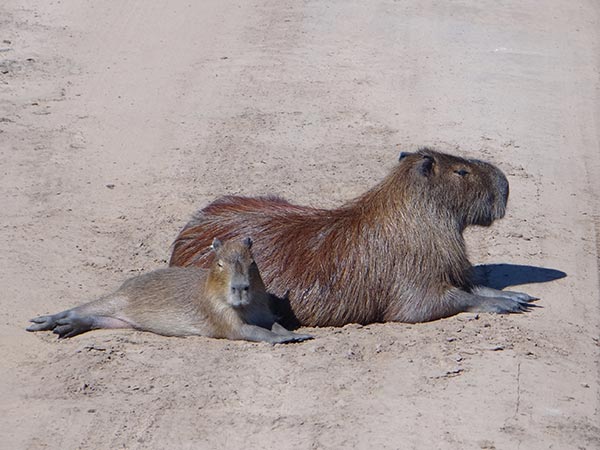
[27,238,312,344]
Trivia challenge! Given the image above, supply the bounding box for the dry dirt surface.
[1,1,599,449]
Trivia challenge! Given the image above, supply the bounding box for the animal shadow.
[270,293,301,330]
[472,263,566,290]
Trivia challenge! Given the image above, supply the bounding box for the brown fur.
[170,148,536,326]
[27,238,312,343]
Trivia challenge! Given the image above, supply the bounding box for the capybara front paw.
[276,333,313,344]
[500,290,539,303]
[484,296,539,314]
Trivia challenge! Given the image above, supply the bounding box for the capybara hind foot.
[27,311,70,333]
[28,310,130,339]
[51,316,95,339]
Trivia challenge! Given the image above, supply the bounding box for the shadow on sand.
[472,263,566,290]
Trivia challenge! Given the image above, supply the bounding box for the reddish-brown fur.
[170,149,524,326]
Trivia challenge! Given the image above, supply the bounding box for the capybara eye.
[454,169,469,176]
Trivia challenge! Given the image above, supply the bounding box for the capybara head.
[210,237,258,307]
[397,148,509,228]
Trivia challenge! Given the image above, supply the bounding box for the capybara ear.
[242,237,253,248]
[418,155,435,177]
[398,151,412,161]
[211,238,223,251]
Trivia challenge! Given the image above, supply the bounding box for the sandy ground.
[1,1,599,449]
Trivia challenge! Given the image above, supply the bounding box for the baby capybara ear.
[211,238,223,251]
[242,237,253,249]
[398,151,412,161]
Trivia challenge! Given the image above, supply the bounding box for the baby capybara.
[28,238,312,343]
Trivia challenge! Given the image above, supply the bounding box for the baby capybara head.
[210,237,258,307]
[397,148,509,228]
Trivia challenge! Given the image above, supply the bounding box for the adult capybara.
[170,148,537,326]
[27,238,312,343]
